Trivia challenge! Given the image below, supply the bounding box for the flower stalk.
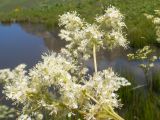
[85,93,124,120]
[93,44,98,73]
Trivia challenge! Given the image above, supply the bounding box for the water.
[0,23,65,69]
[0,23,160,85]
[0,23,160,119]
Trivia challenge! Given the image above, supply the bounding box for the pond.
[0,23,159,83]
[0,23,160,119]
[3,23,160,83]
[0,23,65,69]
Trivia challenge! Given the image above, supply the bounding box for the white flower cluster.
[0,55,130,120]
[59,6,128,60]
[127,46,158,72]
[95,6,125,30]
[0,64,30,104]
[145,10,160,42]
[0,6,130,120]
[83,69,130,120]
[0,53,80,119]
[58,11,84,31]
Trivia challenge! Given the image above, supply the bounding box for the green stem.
[85,93,99,104]
[103,106,124,120]
[100,0,104,11]
[85,93,124,120]
[93,44,98,73]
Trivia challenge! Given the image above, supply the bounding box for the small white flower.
[153,17,160,24]
[149,63,154,67]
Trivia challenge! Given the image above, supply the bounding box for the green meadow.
[0,0,160,47]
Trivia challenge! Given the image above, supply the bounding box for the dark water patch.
[0,23,65,69]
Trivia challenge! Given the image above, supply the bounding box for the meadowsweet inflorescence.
[145,10,160,42]
[127,46,158,90]
[127,46,158,72]
[59,6,128,60]
[0,6,130,120]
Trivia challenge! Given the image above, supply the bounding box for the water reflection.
[0,23,65,69]
[0,23,160,87]
[21,23,66,51]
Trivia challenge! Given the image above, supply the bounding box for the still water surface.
[0,23,64,69]
[0,23,160,85]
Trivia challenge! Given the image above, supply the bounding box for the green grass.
[152,70,160,93]
[116,68,160,120]
[0,0,160,48]
[0,0,41,11]
[122,92,160,120]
